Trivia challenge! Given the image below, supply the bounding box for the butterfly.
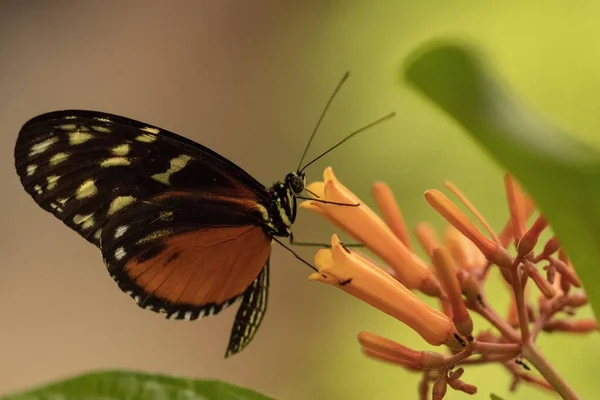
[13,73,395,357]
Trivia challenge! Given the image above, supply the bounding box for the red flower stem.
[522,341,581,400]
[468,298,520,342]
[443,344,474,367]
[473,341,520,355]
[510,257,530,341]
[460,353,516,365]
[531,295,571,341]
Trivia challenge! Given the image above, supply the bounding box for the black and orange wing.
[14,110,274,356]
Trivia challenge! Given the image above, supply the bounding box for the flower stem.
[522,341,581,400]
[469,298,520,342]
[510,257,530,341]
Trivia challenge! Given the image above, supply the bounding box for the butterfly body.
[14,110,305,357]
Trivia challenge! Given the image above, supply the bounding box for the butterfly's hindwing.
[99,193,272,319]
[226,261,270,357]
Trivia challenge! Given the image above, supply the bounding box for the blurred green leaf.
[403,38,600,321]
[490,395,505,400]
[0,370,275,400]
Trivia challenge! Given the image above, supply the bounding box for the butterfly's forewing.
[14,110,268,247]
[14,110,274,355]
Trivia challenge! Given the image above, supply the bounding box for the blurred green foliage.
[0,370,274,400]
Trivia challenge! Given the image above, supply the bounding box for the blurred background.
[2,1,600,399]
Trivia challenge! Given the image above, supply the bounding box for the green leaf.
[0,370,275,400]
[490,394,505,400]
[403,38,600,321]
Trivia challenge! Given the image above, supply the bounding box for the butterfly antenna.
[299,111,396,173]
[296,71,350,172]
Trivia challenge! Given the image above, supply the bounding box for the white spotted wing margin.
[226,261,270,358]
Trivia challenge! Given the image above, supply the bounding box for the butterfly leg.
[225,261,270,358]
[295,195,360,207]
[289,232,364,248]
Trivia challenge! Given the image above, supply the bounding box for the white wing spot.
[114,247,126,261]
[94,228,102,241]
[49,202,64,213]
[76,179,98,199]
[69,130,93,145]
[64,116,77,120]
[49,152,69,166]
[107,195,136,215]
[91,125,111,133]
[135,133,157,143]
[114,225,129,239]
[111,144,130,156]
[136,229,171,245]
[93,117,111,123]
[159,211,173,221]
[73,213,95,230]
[151,154,192,185]
[57,197,68,205]
[30,137,58,156]
[58,124,77,131]
[101,157,130,167]
[26,164,37,176]
[141,126,160,134]
[33,185,43,195]
[46,175,60,190]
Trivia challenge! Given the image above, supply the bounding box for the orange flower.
[309,234,464,349]
[301,167,442,296]
[424,190,513,270]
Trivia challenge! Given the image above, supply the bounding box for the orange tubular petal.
[415,222,440,259]
[310,235,462,348]
[539,236,561,260]
[302,168,440,295]
[544,319,598,333]
[431,247,473,338]
[357,332,445,369]
[361,347,421,371]
[565,293,588,308]
[444,225,486,271]
[371,182,412,250]
[523,261,555,299]
[424,190,512,269]
[504,174,527,243]
[444,180,501,244]
[552,258,582,288]
[517,215,549,258]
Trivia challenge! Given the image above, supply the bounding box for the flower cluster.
[302,167,592,400]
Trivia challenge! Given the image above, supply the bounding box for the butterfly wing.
[14,110,275,354]
[226,261,270,357]
[14,110,269,247]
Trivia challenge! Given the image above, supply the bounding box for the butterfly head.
[285,172,306,195]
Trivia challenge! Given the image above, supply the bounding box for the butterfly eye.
[289,174,305,194]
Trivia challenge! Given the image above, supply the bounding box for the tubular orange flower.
[371,182,412,249]
[309,234,464,349]
[415,221,440,258]
[444,225,486,271]
[424,189,513,270]
[301,167,442,296]
[357,332,445,369]
[431,247,473,338]
[518,215,549,258]
[504,174,528,242]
